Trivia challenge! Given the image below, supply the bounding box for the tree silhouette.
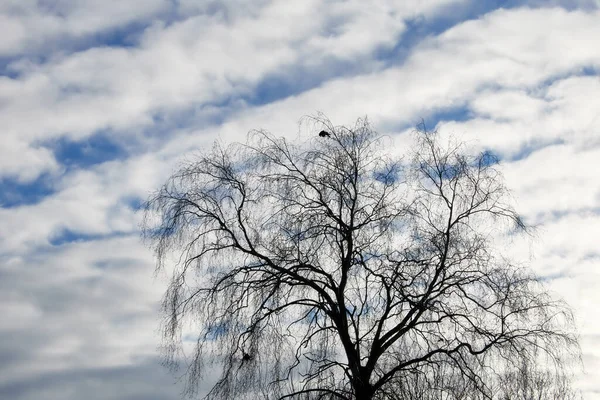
[143,117,578,400]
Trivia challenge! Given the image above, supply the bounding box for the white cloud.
[208,7,600,138]
[0,0,172,56]
[0,136,59,182]
[502,144,600,220]
[0,236,165,381]
[0,0,468,183]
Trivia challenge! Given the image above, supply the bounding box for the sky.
[0,0,599,399]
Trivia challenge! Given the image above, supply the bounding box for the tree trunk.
[353,377,375,400]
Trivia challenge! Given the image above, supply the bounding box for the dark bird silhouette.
[318,130,331,137]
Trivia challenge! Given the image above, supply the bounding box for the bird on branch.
[318,130,331,137]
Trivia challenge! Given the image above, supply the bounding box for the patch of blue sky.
[529,207,600,226]
[251,72,307,106]
[0,173,55,208]
[478,150,500,167]
[92,20,152,49]
[249,58,370,107]
[63,2,204,52]
[45,132,128,171]
[537,271,568,282]
[64,16,170,55]
[502,137,565,163]
[123,196,145,212]
[0,134,132,209]
[375,102,474,135]
[531,65,600,93]
[373,162,402,185]
[150,96,239,131]
[553,0,600,11]
[49,229,100,247]
[40,20,151,58]
[579,65,599,76]
[372,15,448,67]
[421,105,474,132]
[54,228,107,246]
[0,58,27,79]
[0,52,56,79]
[205,321,232,341]
[373,0,530,68]
[49,228,131,247]
[93,257,140,271]
[0,18,162,79]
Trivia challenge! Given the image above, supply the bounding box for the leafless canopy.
[143,117,578,400]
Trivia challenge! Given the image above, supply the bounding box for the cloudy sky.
[1,0,599,398]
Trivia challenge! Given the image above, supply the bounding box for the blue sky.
[1,0,599,398]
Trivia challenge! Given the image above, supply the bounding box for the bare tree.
[143,117,578,400]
